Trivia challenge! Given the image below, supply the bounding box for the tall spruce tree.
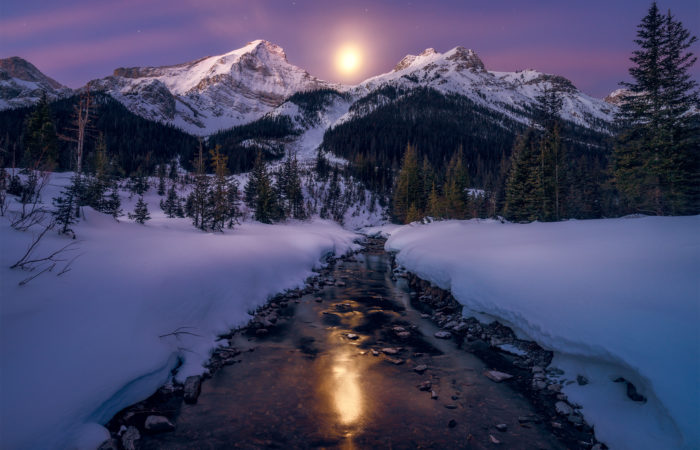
[392,143,423,223]
[426,182,444,219]
[504,129,543,222]
[208,146,239,230]
[444,147,469,219]
[277,152,305,220]
[187,142,210,229]
[614,2,699,215]
[22,93,58,169]
[534,88,566,221]
[245,149,278,223]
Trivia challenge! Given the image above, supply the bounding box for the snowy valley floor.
[384,216,700,450]
[1,172,698,450]
[0,173,358,449]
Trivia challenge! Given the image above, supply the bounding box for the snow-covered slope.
[0,172,359,449]
[351,46,616,132]
[0,57,72,110]
[268,92,353,164]
[258,46,616,171]
[386,217,699,450]
[90,40,336,135]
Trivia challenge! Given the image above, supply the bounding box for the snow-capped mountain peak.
[0,57,72,110]
[2,41,616,136]
[90,40,334,135]
[392,48,440,72]
[444,46,486,72]
[357,45,614,132]
[0,57,65,89]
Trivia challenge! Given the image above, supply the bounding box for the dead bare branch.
[10,223,54,269]
[19,262,56,286]
[57,252,83,276]
[13,241,78,270]
[159,326,202,339]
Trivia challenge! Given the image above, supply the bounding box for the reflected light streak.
[331,350,363,425]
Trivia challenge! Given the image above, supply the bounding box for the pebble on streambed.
[414,364,428,374]
[434,331,452,339]
[484,370,514,383]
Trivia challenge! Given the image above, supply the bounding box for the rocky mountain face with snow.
[1,41,618,138]
[88,40,335,136]
[346,46,615,133]
[0,57,72,110]
[255,46,617,174]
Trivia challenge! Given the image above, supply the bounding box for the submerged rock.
[144,415,175,433]
[434,331,452,339]
[382,347,401,355]
[484,370,514,383]
[184,375,202,404]
[414,364,428,374]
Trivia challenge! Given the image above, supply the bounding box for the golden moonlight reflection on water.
[331,349,363,425]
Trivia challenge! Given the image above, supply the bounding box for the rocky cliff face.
[356,47,615,132]
[89,40,335,135]
[0,57,72,110]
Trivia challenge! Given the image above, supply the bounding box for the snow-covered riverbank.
[0,173,359,449]
[385,216,699,450]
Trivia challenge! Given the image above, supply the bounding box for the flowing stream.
[140,240,565,449]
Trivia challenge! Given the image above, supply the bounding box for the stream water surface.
[141,242,565,449]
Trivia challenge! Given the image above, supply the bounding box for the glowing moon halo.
[335,44,362,76]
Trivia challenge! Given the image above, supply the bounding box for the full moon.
[335,45,362,75]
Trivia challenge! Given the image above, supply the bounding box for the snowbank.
[385,217,699,450]
[0,173,358,449]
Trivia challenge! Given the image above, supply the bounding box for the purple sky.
[1,0,698,97]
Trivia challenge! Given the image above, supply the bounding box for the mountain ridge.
[0,57,72,110]
[1,40,618,135]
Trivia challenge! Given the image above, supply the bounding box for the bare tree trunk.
[75,87,92,176]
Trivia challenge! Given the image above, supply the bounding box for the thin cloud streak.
[0,1,143,40]
[21,28,206,73]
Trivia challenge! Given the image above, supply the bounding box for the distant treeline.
[0,93,199,175]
